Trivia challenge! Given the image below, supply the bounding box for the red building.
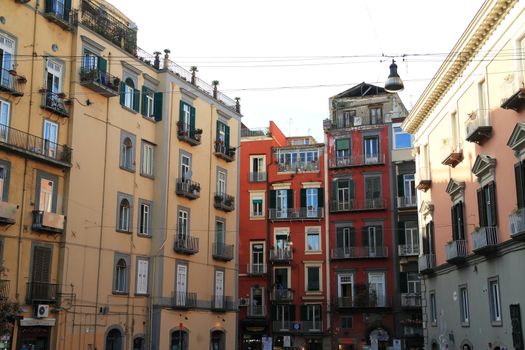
[238,121,330,350]
[324,83,409,350]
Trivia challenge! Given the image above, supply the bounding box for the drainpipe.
[323,132,331,336]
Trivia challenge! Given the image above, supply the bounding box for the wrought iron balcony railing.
[397,196,417,208]
[26,282,59,304]
[173,234,199,254]
[335,295,390,308]
[0,68,25,96]
[32,210,65,234]
[445,239,467,264]
[510,208,525,240]
[211,295,234,311]
[401,293,422,307]
[329,154,385,168]
[330,199,386,212]
[246,264,267,276]
[177,122,201,146]
[241,127,270,138]
[171,291,197,309]
[398,244,419,257]
[214,142,235,162]
[269,247,293,262]
[214,193,235,212]
[247,305,265,318]
[331,246,388,259]
[176,178,201,200]
[301,320,323,333]
[273,321,292,332]
[418,254,436,274]
[278,161,319,172]
[212,242,234,261]
[270,288,294,303]
[0,280,9,299]
[79,66,120,97]
[80,0,137,55]
[472,226,498,253]
[41,90,69,117]
[268,208,324,220]
[249,172,267,182]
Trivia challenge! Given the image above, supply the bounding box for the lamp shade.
[385,59,404,93]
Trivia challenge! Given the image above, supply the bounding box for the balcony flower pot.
[57,92,67,99]
[195,128,203,135]
[8,70,17,76]
[17,76,27,84]
[214,194,223,203]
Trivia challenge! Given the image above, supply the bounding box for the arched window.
[115,258,127,292]
[133,336,144,350]
[124,78,135,109]
[105,328,122,350]
[121,137,133,169]
[118,198,130,231]
[171,330,188,350]
[211,331,225,350]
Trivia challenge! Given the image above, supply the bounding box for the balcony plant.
[224,196,234,207]
[195,128,203,135]
[214,194,223,203]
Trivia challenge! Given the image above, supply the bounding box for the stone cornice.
[402,0,517,134]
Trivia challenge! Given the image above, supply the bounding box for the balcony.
[211,295,234,312]
[416,167,431,192]
[441,142,463,168]
[214,193,235,212]
[278,161,319,173]
[173,234,199,255]
[80,0,137,55]
[418,254,436,274]
[269,247,293,262]
[177,122,202,146]
[301,321,323,333]
[268,207,324,220]
[247,305,265,318]
[241,127,270,138]
[331,246,388,259]
[246,264,267,276]
[445,240,467,264]
[26,282,59,304]
[0,201,17,225]
[43,0,75,30]
[401,293,422,308]
[0,68,25,96]
[510,208,525,240]
[465,110,492,144]
[335,294,391,309]
[403,326,424,337]
[249,172,266,182]
[330,200,354,212]
[273,321,292,332]
[397,196,417,209]
[0,125,72,168]
[41,90,70,117]
[398,244,419,257]
[214,142,236,162]
[331,199,386,212]
[270,288,294,303]
[175,178,201,200]
[329,154,385,168]
[472,227,498,254]
[32,210,64,234]
[79,66,120,97]
[0,280,9,299]
[171,291,197,309]
[212,242,234,261]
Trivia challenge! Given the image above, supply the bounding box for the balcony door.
[46,60,62,103]
[405,221,419,253]
[251,156,265,177]
[275,233,289,257]
[364,136,379,163]
[43,120,58,158]
[337,181,349,209]
[337,274,354,306]
[39,177,55,213]
[250,287,264,316]
[274,268,289,289]
[336,227,354,257]
[274,305,293,331]
[0,101,9,142]
[368,273,385,307]
[306,188,318,217]
[180,154,191,181]
[31,245,52,300]
[177,210,189,240]
[176,264,188,306]
[217,170,226,195]
[0,33,15,88]
[404,174,415,202]
[214,270,224,309]
[251,243,264,274]
[304,304,322,331]
[365,176,381,207]
[276,189,287,218]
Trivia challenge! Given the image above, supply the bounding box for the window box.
[177,122,202,146]
[214,193,235,212]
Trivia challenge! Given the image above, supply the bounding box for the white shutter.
[215,270,224,308]
[137,259,149,294]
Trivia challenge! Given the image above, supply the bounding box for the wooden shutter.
[64,0,71,20]
[458,201,465,240]
[429,221,435,253]
[119,81,126,105]
[153,92,163,121]
[361,226,369,247]
[179,101,185,122]
[376,226,383,247]
[336,227,343,248]
[300,305,307,321]
[289,305,296,322]
[133,88,140,112]
[97,57,107,73]
[398,222,406,245]
[350,228,356,247]
[216,121,221,141]
[189,106,196,130]
[45,0,53,13]
[300,189,306,208]
[477,188,487,227]
[451,206,458,240]
[422,224,429,254]
[488,182,498,226]
[515,162,525,209]
[268,190,276,209]
[317,188,324,207]
[397,174,404,197]
[400,272,408,293]
[349,179,355,200]
[287,190,293,209]
[141,86,148,116]
[331,181,337,204]
[32,246,52,283]
[225,125,230,150]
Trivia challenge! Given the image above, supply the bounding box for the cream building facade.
[0,0,240,349]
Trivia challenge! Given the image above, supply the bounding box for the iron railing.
[79,65,120,96]
[41,90,69,117]
[177,122,202,145]
[175,178,201,199]
[418,254,436,273]
[273,321,292,332]
[211,295,234,311]
[269,247,293,261]
[268,208,324,220]
[26,282,59,304]
[472,227,498,251]
[445,239,467,263]
[214,193,235,212]
[329,154,385,168]
[246,264,267,276]
[0,280,9,299]
[336,295,390,308]
[510,208,525,239]
[249,172,267,182]
[214,142,235,162]
[171,291,197,309]
[0,68,24,96]
[270,288,294,302]
[173,234,199,254]
[397,196,417,208]
[241,127,269,137]
[247,305,265,317]
[330,199,386,211]
[401,293,422,307]
[212,242,234,261]
[331,246,388,259]
[301,321,323,332]
[398,244,419,257]
[80,0,137,55]
[278,161,319,172]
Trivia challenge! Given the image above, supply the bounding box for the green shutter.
[458,201,465,239]
[335,139,349,150]
[300,189,306,208]
[376,226,383,247]
[289,305,296,321]
[317,188,324,207]
[397,174,404,197]
[216,121,221,142]
[268,190,276,210]
[63,0,71,21]
[300,305,307,321]
[119,81,126,105]
[336,227,343,248]
[362,226,369,247]
[179,101,185,123]
[287,190,293,209]
[350,227,356,247]
[141,86,148,116]
[97,57,107,73]
[331,181,337,203]
[349,179,355,199]
[45,0,53,13]
[190,106,196,130]
[225,125,230,150]
[153,92,163,121]
[133,88,140,112]
[398,222,406,245]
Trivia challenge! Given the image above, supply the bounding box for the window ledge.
[461,322,470,328]
[249,216,265,221]
[116,229,132,234]
[137,233,152,239]
[139,172,155,180]
[112,291,129,296]
[120,165,136,173]
[141,115,156,123]
[135,293,150,297]
[491,321,503,327]
[121,104,138,114]
[305,251,322,255]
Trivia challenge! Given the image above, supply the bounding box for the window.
[180,153,191,181]
[217,169,227,195]
[451,201,465,240]
[477,182,497,228]
[141,141,155,177]
[398,174,415,202]
[335,138,351,159]
[45,58,63,100]
[273,189,290,218]
[215,219,225,245]
[171,330,188,350]
[251,195,264,217]
[250,156,265,182]
[0,100,10,142]
[332,178,355,210]
[214,270,225,309]
[0,33,15,89]
[116,193,133,233]
[306,265,321,292]
[340,110,355,128]
[460,285,469,325]
[210,330,225,350]
[121,77,139,112]
[303,304,322,330]
[138,200,151,236]
[306,227,320,252]
[341,316,353,329]
[336,226,355,257]
[215,120,231,153]
[113,254,130,293]
[177,209,189,238]
[305,188,319,216]
[488,277,502,324]
[35,171,58,213]
[515,160,525,209]
[368,272,386,306]
[250,286,264,316]
[120,132,136,171]
[337,273,354,301]
[0,160,10,202]
[364,136,379,163]
[430,292,437,325]
[105,328,123,350]
[394,126,413,149]
[175,263,188,307]
[369,107,382,124]
[43,120,58,158]
[423,221,436,255]
[133,337,144,350]
[406,272,420,294]
[364,175,382,207]
[273,305,294,330]
[136,258,149,295]
[400,221,419,254]
[82,48,98,71]
[141,86,163,120]
[277,148,320,172]
[274,267,289,289]
[251,242,264,273]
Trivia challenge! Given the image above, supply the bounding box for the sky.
[108,0,485,141]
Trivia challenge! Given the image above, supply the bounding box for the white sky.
[108,0,485,141]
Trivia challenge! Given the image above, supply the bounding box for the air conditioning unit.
[36,304,49,318]
[239,298,250,307]
[353,116,362,126]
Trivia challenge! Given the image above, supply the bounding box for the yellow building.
[0,0,241,349]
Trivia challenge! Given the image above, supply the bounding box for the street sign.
[393,339,401,350]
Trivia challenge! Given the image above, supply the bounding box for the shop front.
[16,318,55,350]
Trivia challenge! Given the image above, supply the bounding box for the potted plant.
[214,194,223,203]
[57,92,67,99]
[225,197,234,207]
[17,76,27,84]
[194,128,203,135]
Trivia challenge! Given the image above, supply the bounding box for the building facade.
[0,0,241,349]
[324,83,421,350]
[239,122,330,350]
[402,0,525,349]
